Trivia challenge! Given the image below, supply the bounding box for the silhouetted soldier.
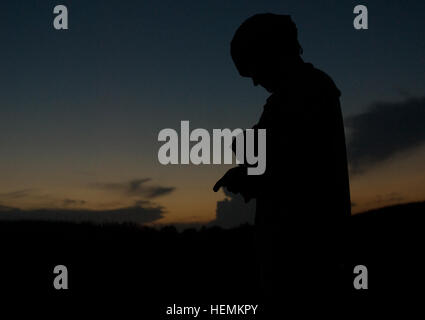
[214,13,351,314]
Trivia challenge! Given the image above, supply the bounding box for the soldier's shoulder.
[307,64,341,98]
[267,63,341,105]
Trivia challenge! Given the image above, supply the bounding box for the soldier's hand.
[213,167,245,193]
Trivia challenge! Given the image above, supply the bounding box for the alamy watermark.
[157,121,266,175]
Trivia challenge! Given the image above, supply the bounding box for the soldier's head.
[231,14,303,92]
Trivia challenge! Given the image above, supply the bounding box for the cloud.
[370,192,405,206]
[0,178,174,224]
[92,178,175,199]
[144,186,175,198]
[62,199,87,207]
[209,188,255,229]
[0,189,33,199]
[0,204,14,211]
[346,95,425,173]
[0,202,164,224]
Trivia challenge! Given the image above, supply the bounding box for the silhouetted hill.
[0,201,424,315]
[0,220,259,317]
[351,200,425,252]
[349,201,425,300]
[354,200,425,220]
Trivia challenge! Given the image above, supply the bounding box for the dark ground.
[0,201,424,317]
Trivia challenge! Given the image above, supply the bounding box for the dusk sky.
[1,0,425,226]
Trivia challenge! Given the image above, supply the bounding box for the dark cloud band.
[347,95,425,173]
